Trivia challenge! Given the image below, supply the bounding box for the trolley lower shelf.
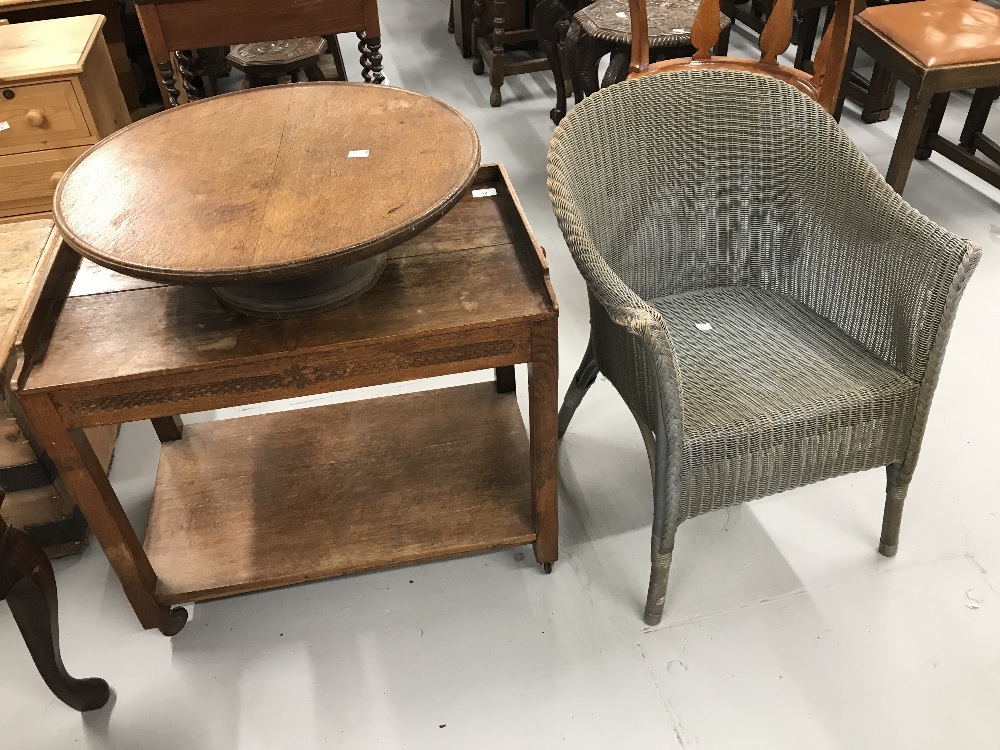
[144,382,534,605]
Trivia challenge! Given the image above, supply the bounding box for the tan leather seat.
[860,0,1000,67]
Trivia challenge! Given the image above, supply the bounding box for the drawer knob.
[50,171,65,190]
[25,109,46,128]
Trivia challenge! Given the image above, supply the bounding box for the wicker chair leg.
[643,550,673,625]
[558,339,599,437]
[879,463,909,557]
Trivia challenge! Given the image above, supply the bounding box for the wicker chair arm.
[564,225,687,409]
[789,174,982,382]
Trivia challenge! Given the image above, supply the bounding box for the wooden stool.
[837,0,1000,192]
[472,0,551,107]
[228,37,346,88]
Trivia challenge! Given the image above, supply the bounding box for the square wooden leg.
[19,393,186,634]
[915,92,950,160]
[885,83,934,193]
[495,365,516,393]
[528,319,558,567]
[862,62,897,123]
[961,87,1000,152]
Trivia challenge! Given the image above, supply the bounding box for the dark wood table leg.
[533,0,575,124]
[357,32,385,84]
[915,92,950,160]
[529,319,558,572]
[19,393,187,635]
[834,39,859,121]
[603,47,630,88]
[495,365,517,393]
[489,0,508,106]
[885,82,934,193]
[472,0,487,73]
[862,62,897,123]
[718,0,734,55]
[1,496,110,712]
[794,7,821,71]
[565,22,610,105]
[151,416,184,443]
[961,87,1000,152]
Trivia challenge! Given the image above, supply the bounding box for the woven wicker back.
[548,70,967,381]
[626,0,855,113]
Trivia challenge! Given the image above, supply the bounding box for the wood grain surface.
[144,382,534,603]
[54,83,481,284]
[29,181,551,393]
[0,14,102,82]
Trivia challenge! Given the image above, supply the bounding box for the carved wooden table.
[12,164,559,635]
[562,0,731,121]
[53,83,480,318]
[227,37,331,88]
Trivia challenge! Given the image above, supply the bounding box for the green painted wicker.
[548,69,981,625]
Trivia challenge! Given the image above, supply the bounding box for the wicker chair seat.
[649,286,918,518]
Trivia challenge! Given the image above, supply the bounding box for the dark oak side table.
[11,164,559,635]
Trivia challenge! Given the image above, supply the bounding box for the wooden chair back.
[626,0,854,113]
[135,0,382,106]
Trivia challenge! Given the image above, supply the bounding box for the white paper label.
[472,188,498,198]
[695,322,713,332]
[347,149,369,158]
[0,121,9,132]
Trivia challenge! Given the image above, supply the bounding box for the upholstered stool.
[228,37,347,88]
[837,0,1000,192]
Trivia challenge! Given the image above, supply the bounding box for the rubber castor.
[472,57,485,75]
[159,606,189,636]
[543,562,553,574]
[490,88,502,107]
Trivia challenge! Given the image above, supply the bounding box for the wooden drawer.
[0,81,94,157]
[0,145,90,218]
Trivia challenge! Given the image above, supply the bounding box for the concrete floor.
[2,2,999,747]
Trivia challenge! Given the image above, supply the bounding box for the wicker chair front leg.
[642,349,683,626]
[643,422,680,626]
[558,338,600,437]
[879,462,909,557]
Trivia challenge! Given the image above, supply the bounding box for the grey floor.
[3,2,1000,747]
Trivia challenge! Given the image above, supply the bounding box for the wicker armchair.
[548,69,981,626]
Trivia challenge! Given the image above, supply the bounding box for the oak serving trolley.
[11,163,559,634]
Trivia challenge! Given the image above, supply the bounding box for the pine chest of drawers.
[0,14,129,222]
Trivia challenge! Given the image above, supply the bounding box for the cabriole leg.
[1,516,111,711]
